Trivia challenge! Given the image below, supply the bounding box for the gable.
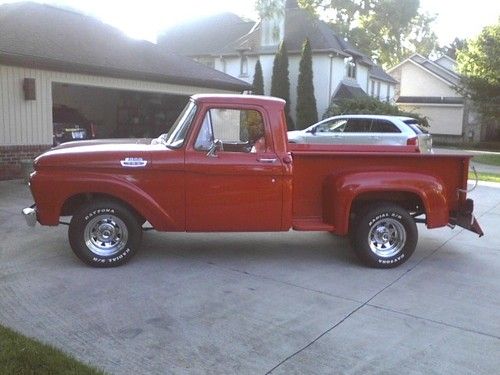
[398,61,460,98]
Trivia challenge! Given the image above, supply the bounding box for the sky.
[1,0,498,45]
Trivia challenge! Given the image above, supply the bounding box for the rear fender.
[32,171,179,230]
[324,171,448,235]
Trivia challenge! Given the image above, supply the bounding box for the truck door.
[185,106,284,231]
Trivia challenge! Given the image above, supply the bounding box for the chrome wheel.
[84,214,128,257]
[368,218,406,258]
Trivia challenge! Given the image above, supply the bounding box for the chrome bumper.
[22,205,37,227]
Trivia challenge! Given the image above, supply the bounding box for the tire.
[69,200,142,267]
[351,203,417,268]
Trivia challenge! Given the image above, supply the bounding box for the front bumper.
[22,204,37,227]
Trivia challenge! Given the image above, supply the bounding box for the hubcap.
[368,218,406,258]
[84,214,128,256]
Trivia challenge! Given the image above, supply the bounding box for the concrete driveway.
[0,179,499,374]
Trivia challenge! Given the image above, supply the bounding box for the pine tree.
[296,39,318,129]
[271,41,294,130]
[252,60,265,95]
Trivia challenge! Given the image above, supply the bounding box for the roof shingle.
[0,2,250,91]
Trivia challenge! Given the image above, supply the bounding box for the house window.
[376,81,381,99]
[240,55,248,77]
[386,85,390,102]
[345,57,356,79]
[370,80,376,96]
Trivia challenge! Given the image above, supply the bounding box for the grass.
[472,153,500,166]
[469,171,500,183]
[0,324,105,375]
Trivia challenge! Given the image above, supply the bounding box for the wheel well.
[350,191,425,219]
[60,193,144,221]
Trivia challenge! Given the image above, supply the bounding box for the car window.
[371,120,401,133]
[403,119,429,134]
[195,108,266,153]
[316,119,347,133]
[344,118,372,133]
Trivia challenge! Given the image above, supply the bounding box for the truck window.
[195,108,266,153]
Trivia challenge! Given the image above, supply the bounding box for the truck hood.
[35,142,153,170]
[53,138,152,150]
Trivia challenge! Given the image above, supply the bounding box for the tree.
[296,39,318,129]
[259,0,439,67]
[271,41,294,130]
[438,37,467,60]
[252,60,265,95]
[457,21,500,123]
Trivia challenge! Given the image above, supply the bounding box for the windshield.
[156,100,197,148]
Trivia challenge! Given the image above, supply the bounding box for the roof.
[389,54,460,87]
[397,96,464,105]
[159,4,373,67]
[331,80,369,101]
[369,64,398,84]
[0,2,251,91]
[157,13,255,56]
[191,93,285,106]
[219,7,372,64]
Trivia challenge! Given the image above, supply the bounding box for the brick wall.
[0,145,51,180]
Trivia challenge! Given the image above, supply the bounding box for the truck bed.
[289,144,470,234]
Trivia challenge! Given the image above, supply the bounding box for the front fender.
[324,171,448,235]
[31,171,179,230]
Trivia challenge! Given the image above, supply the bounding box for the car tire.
[351,203,417,268]
[68,200,142,267]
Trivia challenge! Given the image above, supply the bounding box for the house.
[158,0,397,124]
[0,2,250,180]
[388,54,480,144]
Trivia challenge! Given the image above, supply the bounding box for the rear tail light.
[407,136,419,149]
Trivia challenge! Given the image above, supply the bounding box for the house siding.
[399,62,460,98]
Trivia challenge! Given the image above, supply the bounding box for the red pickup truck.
[23,94,483,268]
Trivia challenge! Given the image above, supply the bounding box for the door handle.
[257,158,277,163]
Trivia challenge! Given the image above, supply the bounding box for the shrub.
[324,97,429,127]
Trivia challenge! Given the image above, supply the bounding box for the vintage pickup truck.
[23,94,483,268]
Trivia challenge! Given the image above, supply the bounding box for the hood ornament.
[120,157,148,167]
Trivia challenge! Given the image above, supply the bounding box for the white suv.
[288,115,433,153]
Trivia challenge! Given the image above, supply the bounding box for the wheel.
[69,200,142,267]
[351,203,417,268]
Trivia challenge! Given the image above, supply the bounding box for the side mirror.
[310,126,317,135]
[206,139,223,157]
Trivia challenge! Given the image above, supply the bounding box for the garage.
[52,83,189,142]
[0,2,250,179]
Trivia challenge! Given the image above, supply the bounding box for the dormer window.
[240,55,248,77]
[345,57,357,79]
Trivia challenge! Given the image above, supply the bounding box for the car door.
[185,106,284,231]
[343,118,373,144]
[370,119,404,145]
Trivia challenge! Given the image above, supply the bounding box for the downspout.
[328,53,334,102]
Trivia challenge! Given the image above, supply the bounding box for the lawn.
[469,171,500,183]
[0,324,105,375]
[472,153,500,166]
